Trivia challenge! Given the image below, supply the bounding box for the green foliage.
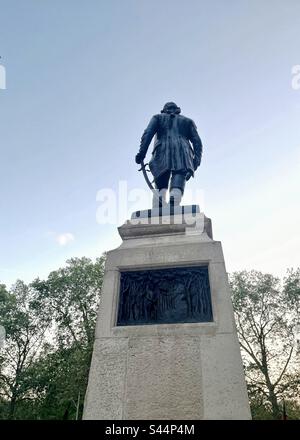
[250,398,300,420]
[0,256,105,419]
[20,344,93,420]
[32,256,105,346]
[0,280,52,419]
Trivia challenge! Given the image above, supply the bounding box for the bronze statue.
[135,102,203,207]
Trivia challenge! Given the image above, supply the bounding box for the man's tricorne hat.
[161,102,181,114]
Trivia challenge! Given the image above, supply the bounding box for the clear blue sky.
[1,0,300,287]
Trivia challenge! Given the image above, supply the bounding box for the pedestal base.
[83,211,251,420]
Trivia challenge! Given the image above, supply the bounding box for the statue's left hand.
[193,156,201,171]
[135,152,144,164]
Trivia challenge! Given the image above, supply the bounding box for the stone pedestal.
[83,210,251,420]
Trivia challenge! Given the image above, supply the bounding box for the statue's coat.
[138,113,203,179]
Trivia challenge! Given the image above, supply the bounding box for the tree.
[21,343,92,420]
[30,256,105,419]
[0,281,51,419]
[32,256,105,347]
[230,270,300,419]
[0,256,105,419]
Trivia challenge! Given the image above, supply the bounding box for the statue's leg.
[153,172,170,209]
[169,172,186,206]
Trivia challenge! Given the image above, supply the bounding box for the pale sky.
[0,0,300,287]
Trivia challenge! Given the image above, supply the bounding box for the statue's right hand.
[135,152,144,164]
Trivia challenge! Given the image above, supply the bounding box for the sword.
[138,161,155,191]
[138,161,160,204]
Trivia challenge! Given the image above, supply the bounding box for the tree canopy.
[0,256,105,420]
[230,269,300,419]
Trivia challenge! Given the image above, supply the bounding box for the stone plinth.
[83,211,251,420]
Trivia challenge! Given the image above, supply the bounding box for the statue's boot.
[152,188,167,209]
[169,172,185,207]
[169,187,183,207]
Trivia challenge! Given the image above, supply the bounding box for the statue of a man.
[135,102,203,207]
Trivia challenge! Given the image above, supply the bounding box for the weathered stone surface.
[200,334,251,420]
[124,336,203,420]
[83,338,128,420]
